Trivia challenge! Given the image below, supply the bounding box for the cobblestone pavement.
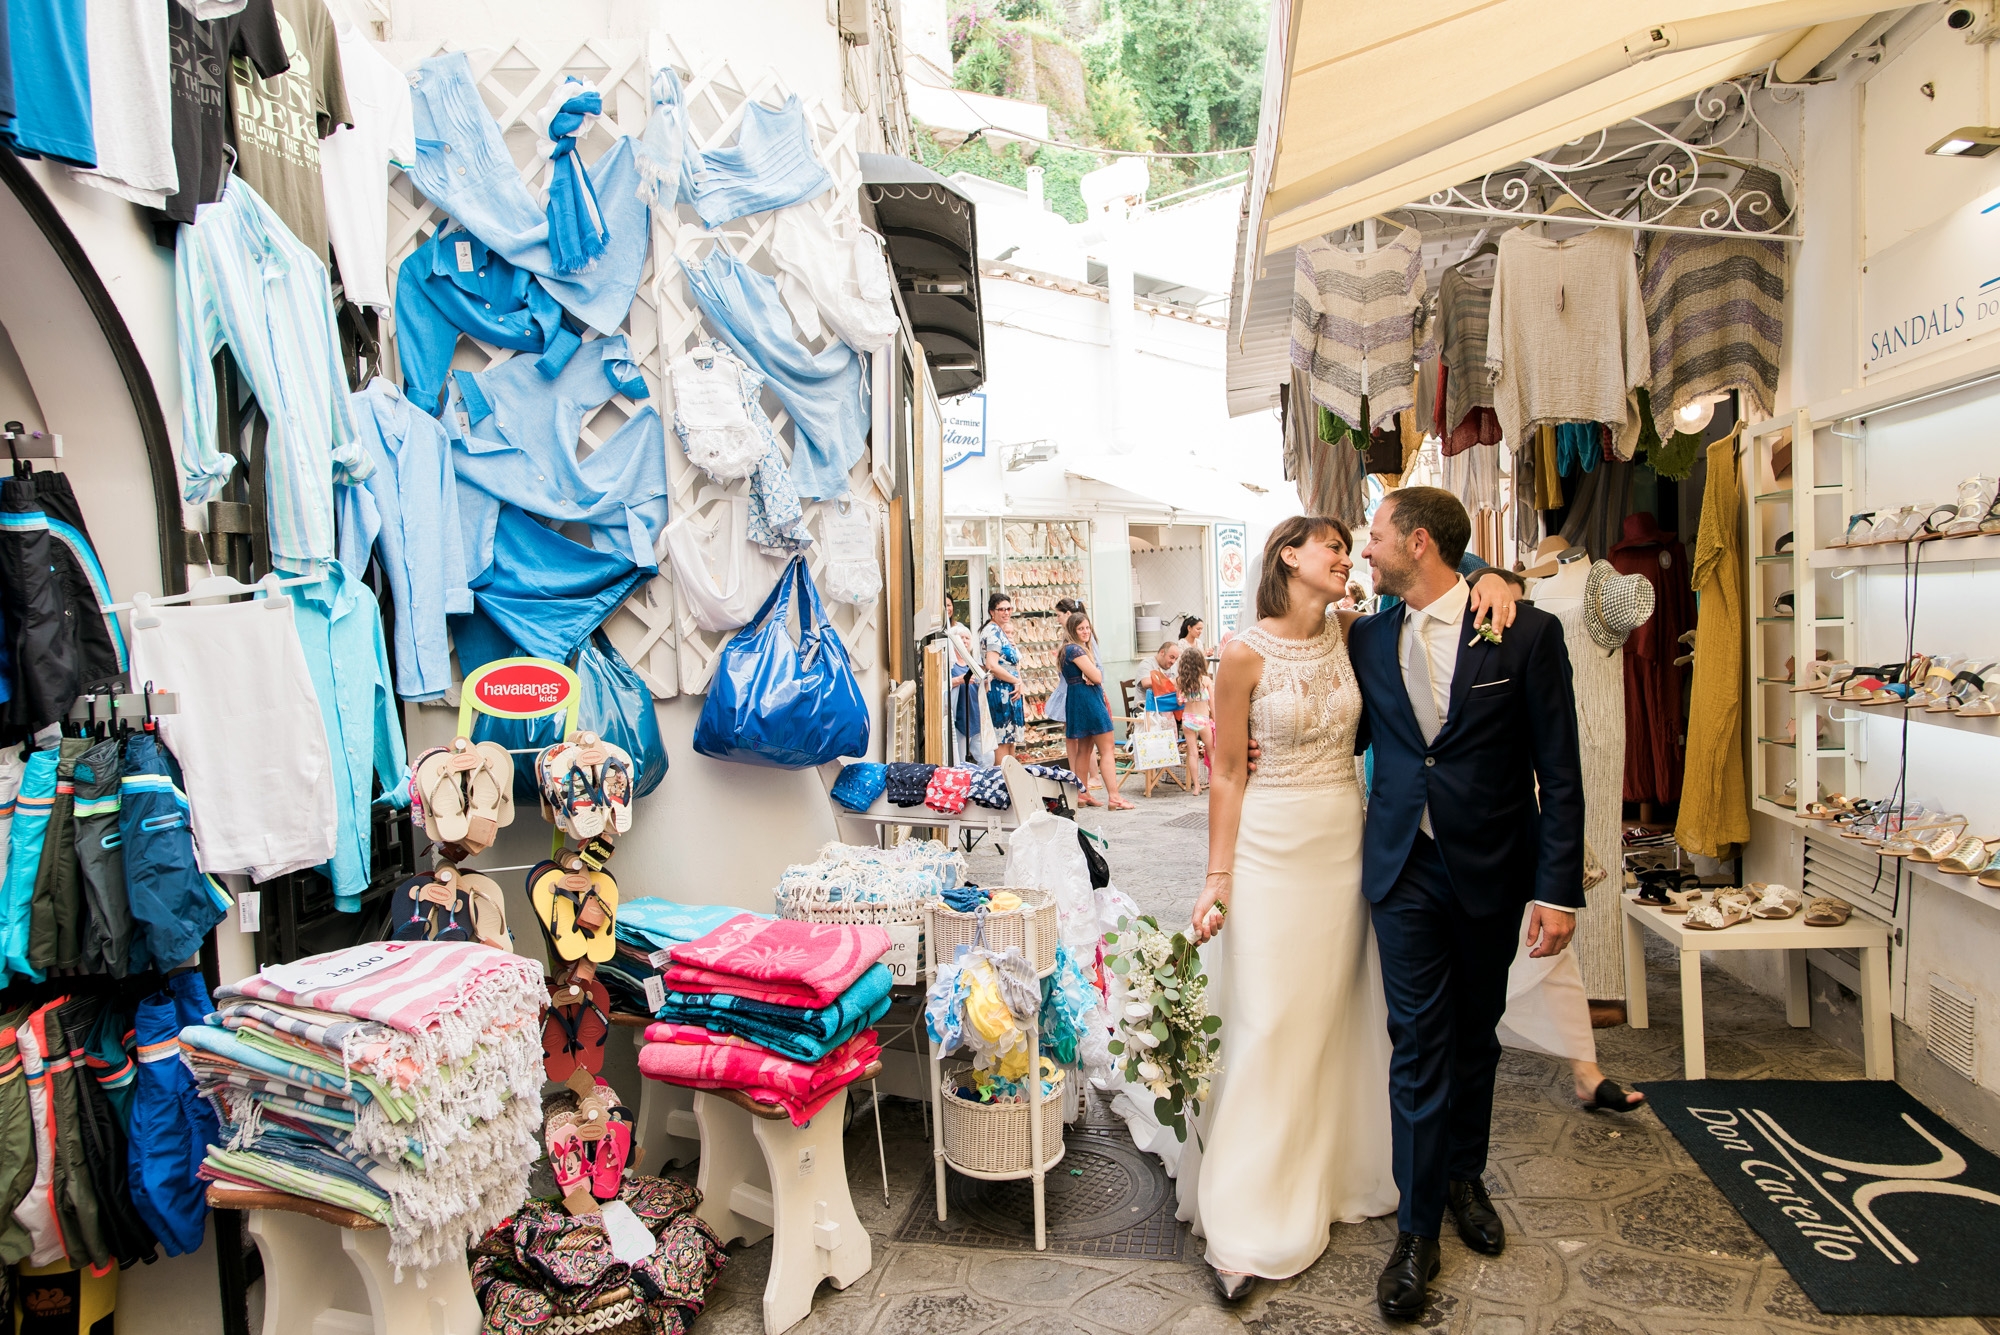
[691,786,1999,1335]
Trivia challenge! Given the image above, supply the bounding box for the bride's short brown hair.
[1256,516,1351,619]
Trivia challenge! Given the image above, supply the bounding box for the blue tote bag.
[694,555,869,768]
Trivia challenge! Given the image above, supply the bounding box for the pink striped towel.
[665,916,889,1009]
[218,941,545,1038]
[637,1028,880,1126]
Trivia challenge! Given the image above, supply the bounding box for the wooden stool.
[692,1073,877,1335]
[206,1186,480,1335]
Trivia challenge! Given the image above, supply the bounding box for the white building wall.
[1734,8,2000,1144]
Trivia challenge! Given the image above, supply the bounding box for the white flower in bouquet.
[1102,914,1222,1143]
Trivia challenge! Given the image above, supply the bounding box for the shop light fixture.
[930,355,979,371]
[905,279,969,294]
[1927,126,2000,157]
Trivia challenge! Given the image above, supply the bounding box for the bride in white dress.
[1180,515,1515,1295]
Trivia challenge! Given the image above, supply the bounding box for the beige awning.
[1247,1,1902,270]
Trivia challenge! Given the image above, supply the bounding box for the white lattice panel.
[382,35,889,698]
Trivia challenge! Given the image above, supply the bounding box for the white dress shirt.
[1398,575,1575,917]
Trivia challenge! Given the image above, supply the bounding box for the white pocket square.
[1471,678,1511,690]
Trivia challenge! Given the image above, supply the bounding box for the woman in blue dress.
[1061,611,1132,810]
[979,593,1025,762]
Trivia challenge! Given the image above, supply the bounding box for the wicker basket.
[773,894,927,929]
[927,888,1058,975]
[938,1066,1067,1175]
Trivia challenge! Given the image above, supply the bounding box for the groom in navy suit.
[1349,487,1586,1320]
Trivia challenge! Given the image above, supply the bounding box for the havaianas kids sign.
[1861,183,2000,376]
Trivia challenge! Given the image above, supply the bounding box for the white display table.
[1620,893,1893,1079]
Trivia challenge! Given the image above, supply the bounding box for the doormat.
[1639,1080,2000,1316]
[891,1126,1186,1259]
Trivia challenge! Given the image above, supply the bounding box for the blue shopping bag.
[694,556,869,768]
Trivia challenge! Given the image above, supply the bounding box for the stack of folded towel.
[636,914,892,1124]
[185,940,546,1270]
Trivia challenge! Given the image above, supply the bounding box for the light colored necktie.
[1404,615,1440,836]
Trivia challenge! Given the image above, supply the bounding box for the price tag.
[647,948,674,969]
[643,975,665,1012]
[455,240,474,272]
[882,922,920,985]
[238,891,261,934]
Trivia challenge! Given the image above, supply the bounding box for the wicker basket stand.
[924,892,1062,1248]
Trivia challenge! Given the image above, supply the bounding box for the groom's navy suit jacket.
[1350,600,1587,913]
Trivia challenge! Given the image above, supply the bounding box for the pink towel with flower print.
[636,1028,881,1126]
[664,916,890,1009]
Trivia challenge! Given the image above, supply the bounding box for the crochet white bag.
[668,342,764,482]
[820,498,881,605]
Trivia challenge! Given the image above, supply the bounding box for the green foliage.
[953,31,1009,96]
[929,0,1262,203]
[1114,0,1265,153]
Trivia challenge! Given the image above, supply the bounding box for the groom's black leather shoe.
[1375,1231,1440,1321]
[1447,1178,1505,1255]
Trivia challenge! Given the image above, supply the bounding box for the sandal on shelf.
[388,869,470,943]
[1773,591,1795,617]
[1838,512,1877,546]
[462,741,517,853]
[1945,476,1996,535]
[1981,493,2000,534]
[542,971,611,1082]
[1979,862,2000,890]
[413,747,472,846]
[1634,867,1697,907]
[1802,792,1855,821]
[1956,679,2000,717]
[1747,884,1804,919]
[460,871,510,950]
[1928,664,1996,713]
[1684,902,1749,930]
[1587,1080,1646,1114]
[1903,816,1969,862]
[1713,887,1756,914]
[1804,898,1853,926]
[1936,835,1999,876]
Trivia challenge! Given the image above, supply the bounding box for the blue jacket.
[1349,599,1586,912]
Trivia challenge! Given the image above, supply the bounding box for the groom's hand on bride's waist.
[1525,903,1576,957]
[1245,736,1260,772]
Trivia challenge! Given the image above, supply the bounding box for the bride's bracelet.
[1205,870,1232,880]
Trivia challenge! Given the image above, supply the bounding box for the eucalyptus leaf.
[1151,1020,1169,1042]
[1201,1015,1222,1033]
[1107,1039,1124,1055]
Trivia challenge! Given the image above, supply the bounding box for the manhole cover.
[1164,811,1207,831]
[893,1129,1185,1258]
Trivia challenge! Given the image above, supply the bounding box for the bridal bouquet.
[1102,914,1221,1142]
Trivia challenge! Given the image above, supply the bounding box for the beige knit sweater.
[1486,227,1650,458]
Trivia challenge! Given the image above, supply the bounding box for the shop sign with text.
[942,393,988,470]
[1862,184,2000,376]
[1214,523,1247,633]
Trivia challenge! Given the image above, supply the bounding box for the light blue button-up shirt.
[176,176,373,570]
[337,379,470,701]
[276,563,407,913]
[444,336,669,579]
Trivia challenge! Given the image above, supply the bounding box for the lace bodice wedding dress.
[1176,612,1397,1278]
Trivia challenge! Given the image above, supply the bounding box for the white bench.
[207,1187,480,1335]
[689,1082,875,1334]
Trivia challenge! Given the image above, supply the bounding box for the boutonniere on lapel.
[1469,623,1504,647]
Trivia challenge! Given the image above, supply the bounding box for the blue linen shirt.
[444,335,668,579]
[176,176,372,570]
[394,225,581,415]
[336,379,470,701]
[274,563,406,913]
